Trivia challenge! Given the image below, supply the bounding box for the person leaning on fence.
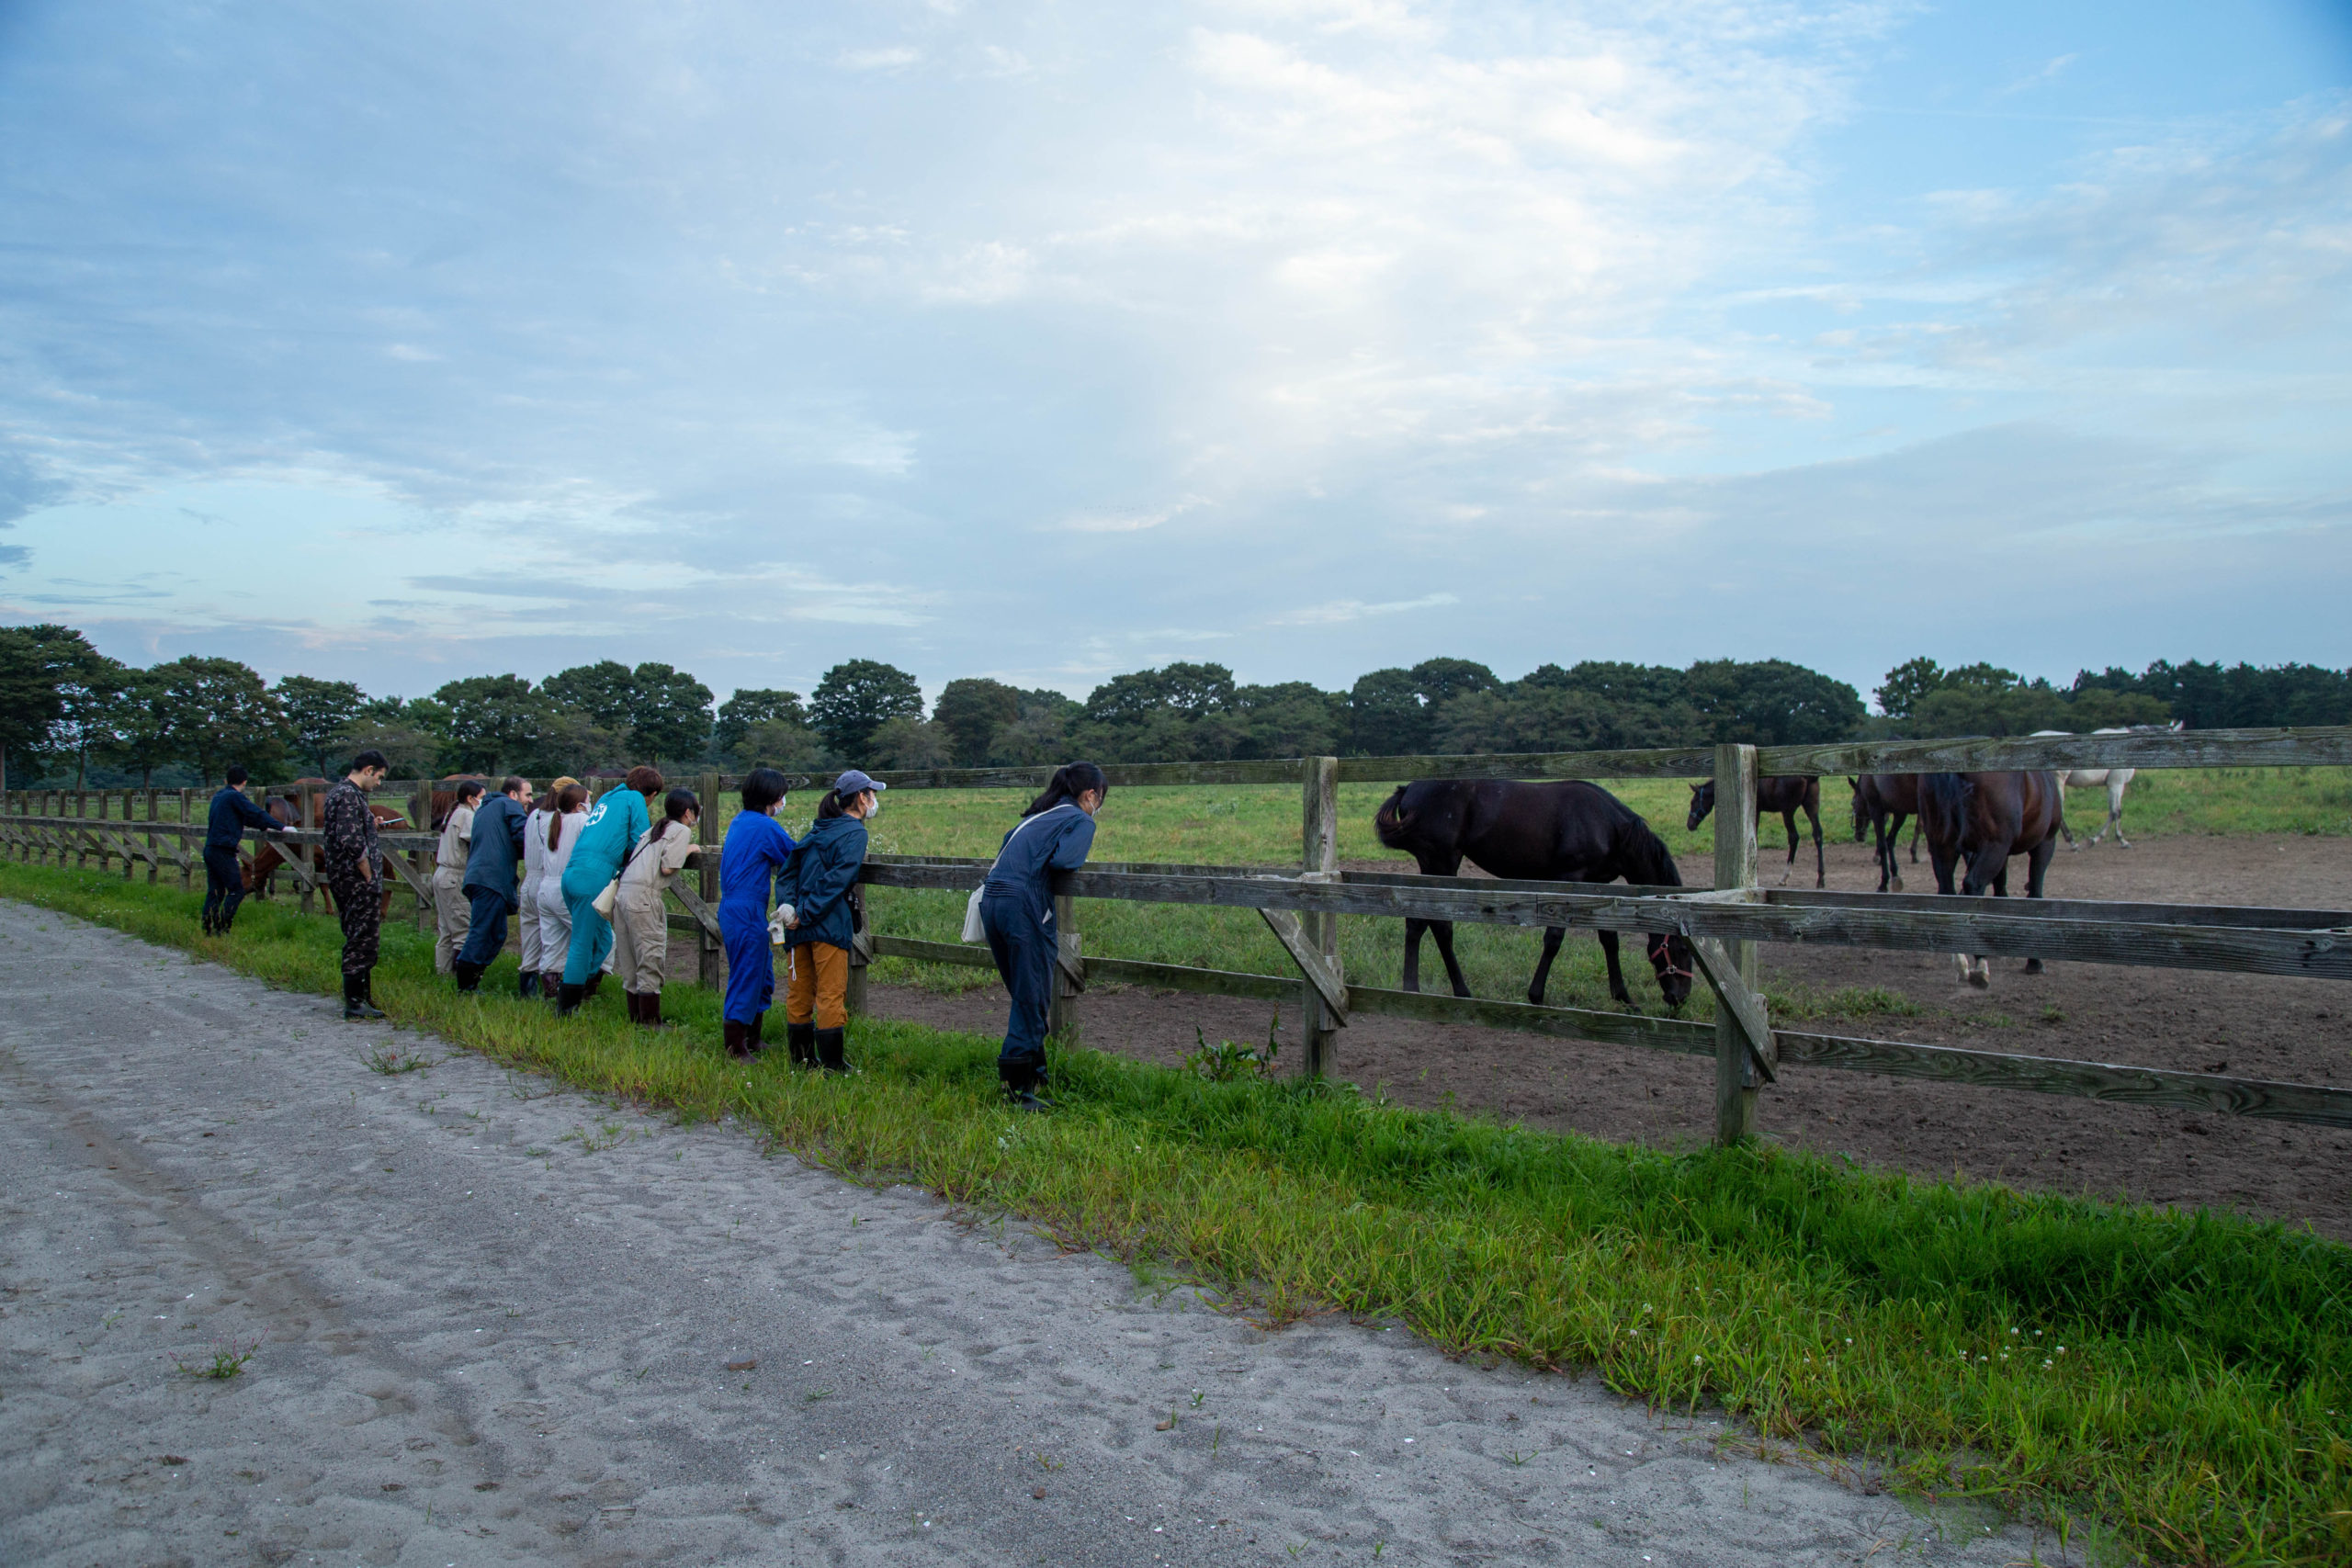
[615,786,702,1029]
[516,775,577,1000]
[200,763,294,937]
[716,767,798,1059]
[322,750,392,1021]
[979,761,1104,1111]
[779,768,881,1074]
[432,780,483,974]
[533,783,592,1003]
[555,765,664,1015]
[453,775,531,994]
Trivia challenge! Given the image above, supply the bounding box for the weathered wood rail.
[6,725,2349,1142]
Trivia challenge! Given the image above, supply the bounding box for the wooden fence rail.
[6,723,2349,1145]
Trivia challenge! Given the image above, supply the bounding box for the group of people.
[201,749,1110,1108]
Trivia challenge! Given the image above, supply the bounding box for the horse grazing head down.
[1645,932,1695,1010]
[1685,781,1714,831]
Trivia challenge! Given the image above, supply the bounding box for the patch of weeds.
[805,1387,832,1404]
[175,1337,257,1380]
[2041,1005,2066,1024]
[366,1044,434,1075]
[1183,1015,1282,1082]
[1980,1012,2015,1030]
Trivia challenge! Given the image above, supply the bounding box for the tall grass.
[6,861,2347,1565]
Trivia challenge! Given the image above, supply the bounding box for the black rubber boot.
[543,972,563,1004]
[999,1055,1050,1111]
[621,989,640,1023]
[641,991,668,1030]
[723,1020,753,1060]
[815,1027,852,1076]
[582,973,605,1002]
[750,1011,767,1055]
[454,960,483,994]
[555,982,584,1018]
[343,973,386,1021]
[786,1021,817,1069]
[518,970,539,1000]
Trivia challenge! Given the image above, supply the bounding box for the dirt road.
[0,902,2035,1566]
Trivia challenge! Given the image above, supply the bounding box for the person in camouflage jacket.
[322,750,391,1020]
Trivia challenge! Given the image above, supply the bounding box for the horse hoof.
[2024,959,2045,975]
[1967,971,1990,990]
[1890,877,1903,893]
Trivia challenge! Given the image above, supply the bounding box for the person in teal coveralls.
[556,765,662,1014]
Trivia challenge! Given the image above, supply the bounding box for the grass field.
[4,859,2346,1566]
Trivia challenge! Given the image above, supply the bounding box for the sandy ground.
[0,903,2045,1567]
[874,834,2352,1239]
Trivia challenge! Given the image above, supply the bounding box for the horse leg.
[1779,809,1799,885]
[1805,799,1825,889]
[1599,928,1632,1007]
[1403,917,1427,993]
[1430,919,1472,998]
[1889,813,1910,890]
[2106,777,2131,848]
[1528,925,1566,1007]
[1908,820,1919,863]
[2021,835,2058,973]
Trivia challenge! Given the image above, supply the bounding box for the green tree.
[626,662,713,765]
[542,660,637,732]
[106,666,177,786]
[1685,659,1864,746]
[432,674,541,774]
[154,656,285,784]
[714,688,807,758]
[810,660,922,756]
[275,675,368,775]
[1410,658,1500,711]
[1874,657,1944,719]
[1232,682,1344,759]
[867,715,953,769]
[933,677,1023,766]
[45,653,130,788]
[734,716,827,773]
[1347,668,1427,756]
[0,623,101,790]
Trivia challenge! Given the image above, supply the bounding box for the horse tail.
[1919,772,1970,851]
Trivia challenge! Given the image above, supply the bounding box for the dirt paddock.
[869,833,2352,1241]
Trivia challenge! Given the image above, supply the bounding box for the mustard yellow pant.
[785,942,849,1029]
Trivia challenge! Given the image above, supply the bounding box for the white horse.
[2030,725,2169,848]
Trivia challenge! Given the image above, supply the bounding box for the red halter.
[1647,934,1693,984]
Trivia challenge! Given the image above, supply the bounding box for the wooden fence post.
[1048,887,1080,1046]
[1301,755,1342,1078]
[179,789,194,888]
[696,773,722,992]
[75,789,88,870]
[145,787,158,883]
[1713,742,1761,1145]
[411,783,434,931]
[299,784,319,918]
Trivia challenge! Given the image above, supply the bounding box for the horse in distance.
[1687,775,1825,888]
[2030,728,2147,848]
[1916,770,2066,987]
[1849,774,1923,892]
[1374,778,1695,1011]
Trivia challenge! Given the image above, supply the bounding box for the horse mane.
[1616,811,1683,888]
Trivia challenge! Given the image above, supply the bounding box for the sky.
[1,0,2348,710]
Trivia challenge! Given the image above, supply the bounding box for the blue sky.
[2,0,2347,708]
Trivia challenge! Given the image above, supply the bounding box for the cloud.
[837,46,919,70]
[1055,495,1214,534]
[1274,592,1458,626]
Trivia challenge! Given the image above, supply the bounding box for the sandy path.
[0,903,2032,1567]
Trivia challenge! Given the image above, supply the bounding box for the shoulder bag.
[960,806,1067,942]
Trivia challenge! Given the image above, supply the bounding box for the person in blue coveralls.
[778,768,883,1074]
[978,761,1106,1111]
[555,765,664,1015]
[200,763,296,936]
[717,767,797,1059]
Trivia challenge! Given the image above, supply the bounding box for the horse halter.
[1647,934,1693,984]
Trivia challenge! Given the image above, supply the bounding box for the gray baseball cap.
[832,769,888,795]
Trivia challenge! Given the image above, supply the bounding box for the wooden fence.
[5,726,2349,1146]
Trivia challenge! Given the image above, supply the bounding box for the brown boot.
[623,990,643,1024]
[643,990,668,1030]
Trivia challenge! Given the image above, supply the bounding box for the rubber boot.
[786,1021,817,1070]
[454,960,483,994]
[642,991,668,1030]
[1000,1055,1050,1111]
[723,1020,753,1060]
[582,973,605,1002]
[555,982,584,1018]
[543,971,563,1005]
[519,970,539,1000]
[343,973,386,1021]
[815,1027,852,1076]
[621,989,640,1023]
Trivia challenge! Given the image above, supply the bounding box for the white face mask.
[862,792,881,819]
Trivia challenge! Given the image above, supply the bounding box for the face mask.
[863,793,881,819]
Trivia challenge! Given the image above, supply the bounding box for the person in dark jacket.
[978,761,1103,1110]
[322,750,391,1021]
[779,768,881,1073]
[201,763,293,936]
[453,775,532,994]
[717,768,798,1058]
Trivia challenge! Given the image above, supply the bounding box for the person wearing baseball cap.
[776,768,885,1072]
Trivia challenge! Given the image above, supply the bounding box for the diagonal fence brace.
[1688,934,1778,1087]
[1259,907,1349,1025]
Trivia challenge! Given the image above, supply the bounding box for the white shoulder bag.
[961,807,1065,942]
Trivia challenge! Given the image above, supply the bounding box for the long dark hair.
[1023,761,1107,818]
[548,784,588,850]
[816,788,849,820]
[652,786,699,842]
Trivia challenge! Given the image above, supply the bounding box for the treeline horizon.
[2,619,2347,790]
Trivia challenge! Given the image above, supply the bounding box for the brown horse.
[1849,774,1923,892]
[244,781,404,917]
[1374,779,1695,1010]
[1916,771,2066,987]
[1686,776,1825,887]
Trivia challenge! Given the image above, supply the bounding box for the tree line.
[3,619,2344,789]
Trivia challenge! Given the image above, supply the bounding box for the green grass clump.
[6,861,2350,1565]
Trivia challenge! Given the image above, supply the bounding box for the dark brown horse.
[1849,774,1923,892]
[244,781,403,917]
[1916,771,2066,987]
[1686,776,1824,887]
[1374,779,1695,1010]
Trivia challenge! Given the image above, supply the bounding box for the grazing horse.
[2029,729,2138,849]
[1916,771,2065,988]
[244,781,404,917]
[1687,776,1825,888]
[1849,774,1924,891]
[1374,779,1695,1010]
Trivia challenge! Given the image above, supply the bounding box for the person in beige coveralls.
[432,780,484,974]
[615,786,703,1028]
